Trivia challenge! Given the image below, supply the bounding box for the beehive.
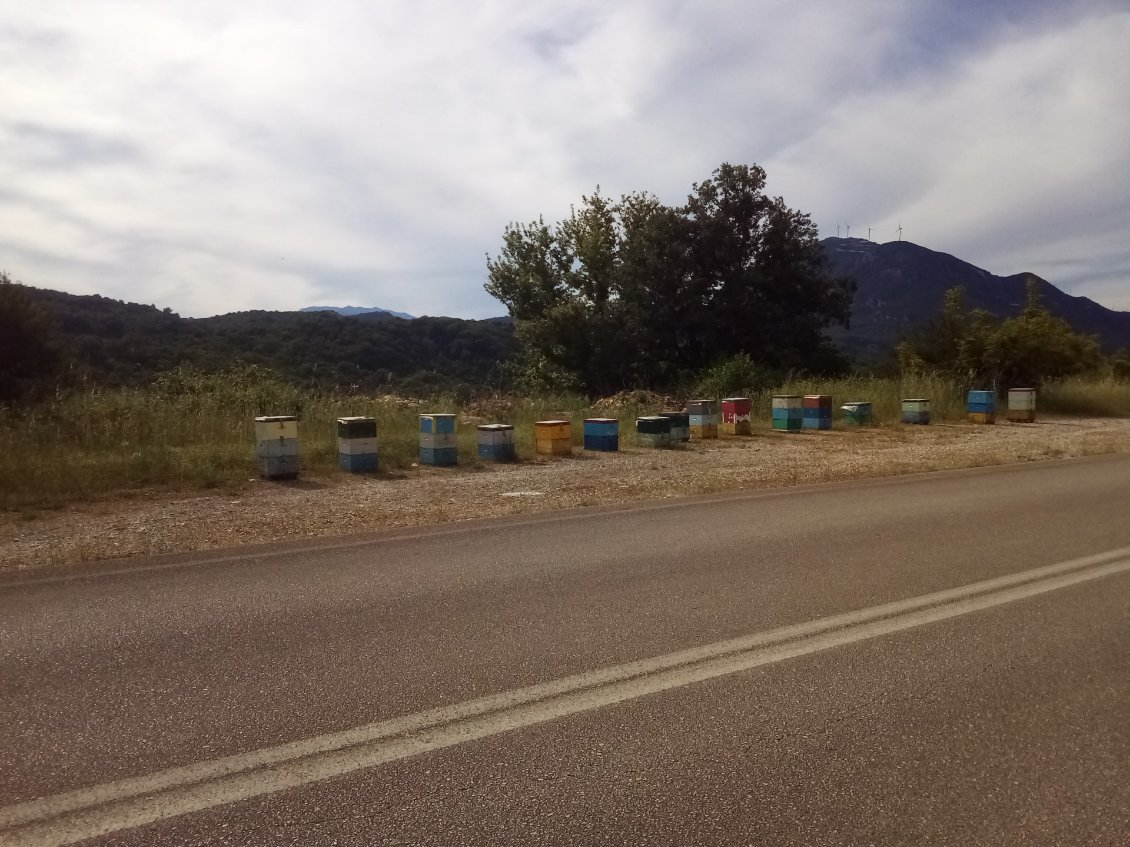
[900,399,930,425]
[771,395,803,432]
[636,415,673,448]
[583,418,619,452]
[535,420,572,456]
[802,395,833,430]
[721,397,752,435]
[967,390,996,424]
[254,415,299,480]
[336,417,378,473]
[476,424,515,461]
[1007,388,1036,422]
[841,402,872,426]
[659,411,690,443]
[419,414,457,465]
[687,400,719,439]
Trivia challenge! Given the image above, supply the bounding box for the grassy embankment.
[2,371,1129,512]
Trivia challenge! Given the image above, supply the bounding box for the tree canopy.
[896,280,1102,387]
[6,282,518,400]
[485,163,854,395]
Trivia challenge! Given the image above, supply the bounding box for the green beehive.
[636,415,673,448]
[841,402,872,426]
[900,399,930,425]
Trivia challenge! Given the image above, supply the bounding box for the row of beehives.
[898,388,1037,426]
[252,389,1038,479]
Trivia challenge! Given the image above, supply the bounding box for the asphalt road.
[2,454,1130,846]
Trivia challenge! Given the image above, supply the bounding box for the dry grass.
[0,369,661,511]
[1039,377,1130,417]
[11,370,1123,513]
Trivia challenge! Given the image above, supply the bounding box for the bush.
[694,354,780,399]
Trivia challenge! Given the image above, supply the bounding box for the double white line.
[5,546,1130,846]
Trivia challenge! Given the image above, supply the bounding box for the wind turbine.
[846,225,851,238]
[897,222,903,242]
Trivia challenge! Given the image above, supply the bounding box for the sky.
[2,1,1129,319]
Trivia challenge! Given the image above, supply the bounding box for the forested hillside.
[13,283,517,395]
[7,212,1129,406]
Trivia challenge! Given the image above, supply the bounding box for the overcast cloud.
[2,1,1128,318]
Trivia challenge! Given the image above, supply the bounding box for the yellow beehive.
[690,424,719,439]
[535,420,572,456]
[968,412,996,425]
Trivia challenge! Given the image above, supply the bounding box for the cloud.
[765,6,1130,303]
[1,1,1127,318]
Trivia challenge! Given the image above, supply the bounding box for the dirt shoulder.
[3,416,1129,573]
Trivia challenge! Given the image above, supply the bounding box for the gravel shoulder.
[3,416,1129,573]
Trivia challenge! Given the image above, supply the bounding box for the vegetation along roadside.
[3,159,1130,568]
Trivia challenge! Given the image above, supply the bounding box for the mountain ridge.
[299,305,415,320]
[821,237,1130,361]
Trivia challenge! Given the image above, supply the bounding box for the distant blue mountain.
[300,305,415,320]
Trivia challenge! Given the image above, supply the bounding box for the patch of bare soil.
[3,416,1129,573]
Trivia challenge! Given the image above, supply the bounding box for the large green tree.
[897,280,1101,387]
[991,280,1101,386]
[485,163,853,394]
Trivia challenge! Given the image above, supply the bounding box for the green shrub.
[694,354,780,400]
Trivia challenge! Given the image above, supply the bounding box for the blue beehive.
[583,418,619,452]
[967,390,996,413]
[419,414,457,465]
[476,424,515,461]
[967,389,996,424]
[686,400,719,439]
[337,417,379,474]
[802,395,833,430]
[771,395,803,432]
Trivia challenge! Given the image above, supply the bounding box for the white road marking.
[4,546,1130,846]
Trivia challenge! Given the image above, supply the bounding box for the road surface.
[2,454,1130,845]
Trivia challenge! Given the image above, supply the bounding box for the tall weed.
[1,370,1125,511]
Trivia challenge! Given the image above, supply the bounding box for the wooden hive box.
[720,397,752,435]
[535,420,572,456]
